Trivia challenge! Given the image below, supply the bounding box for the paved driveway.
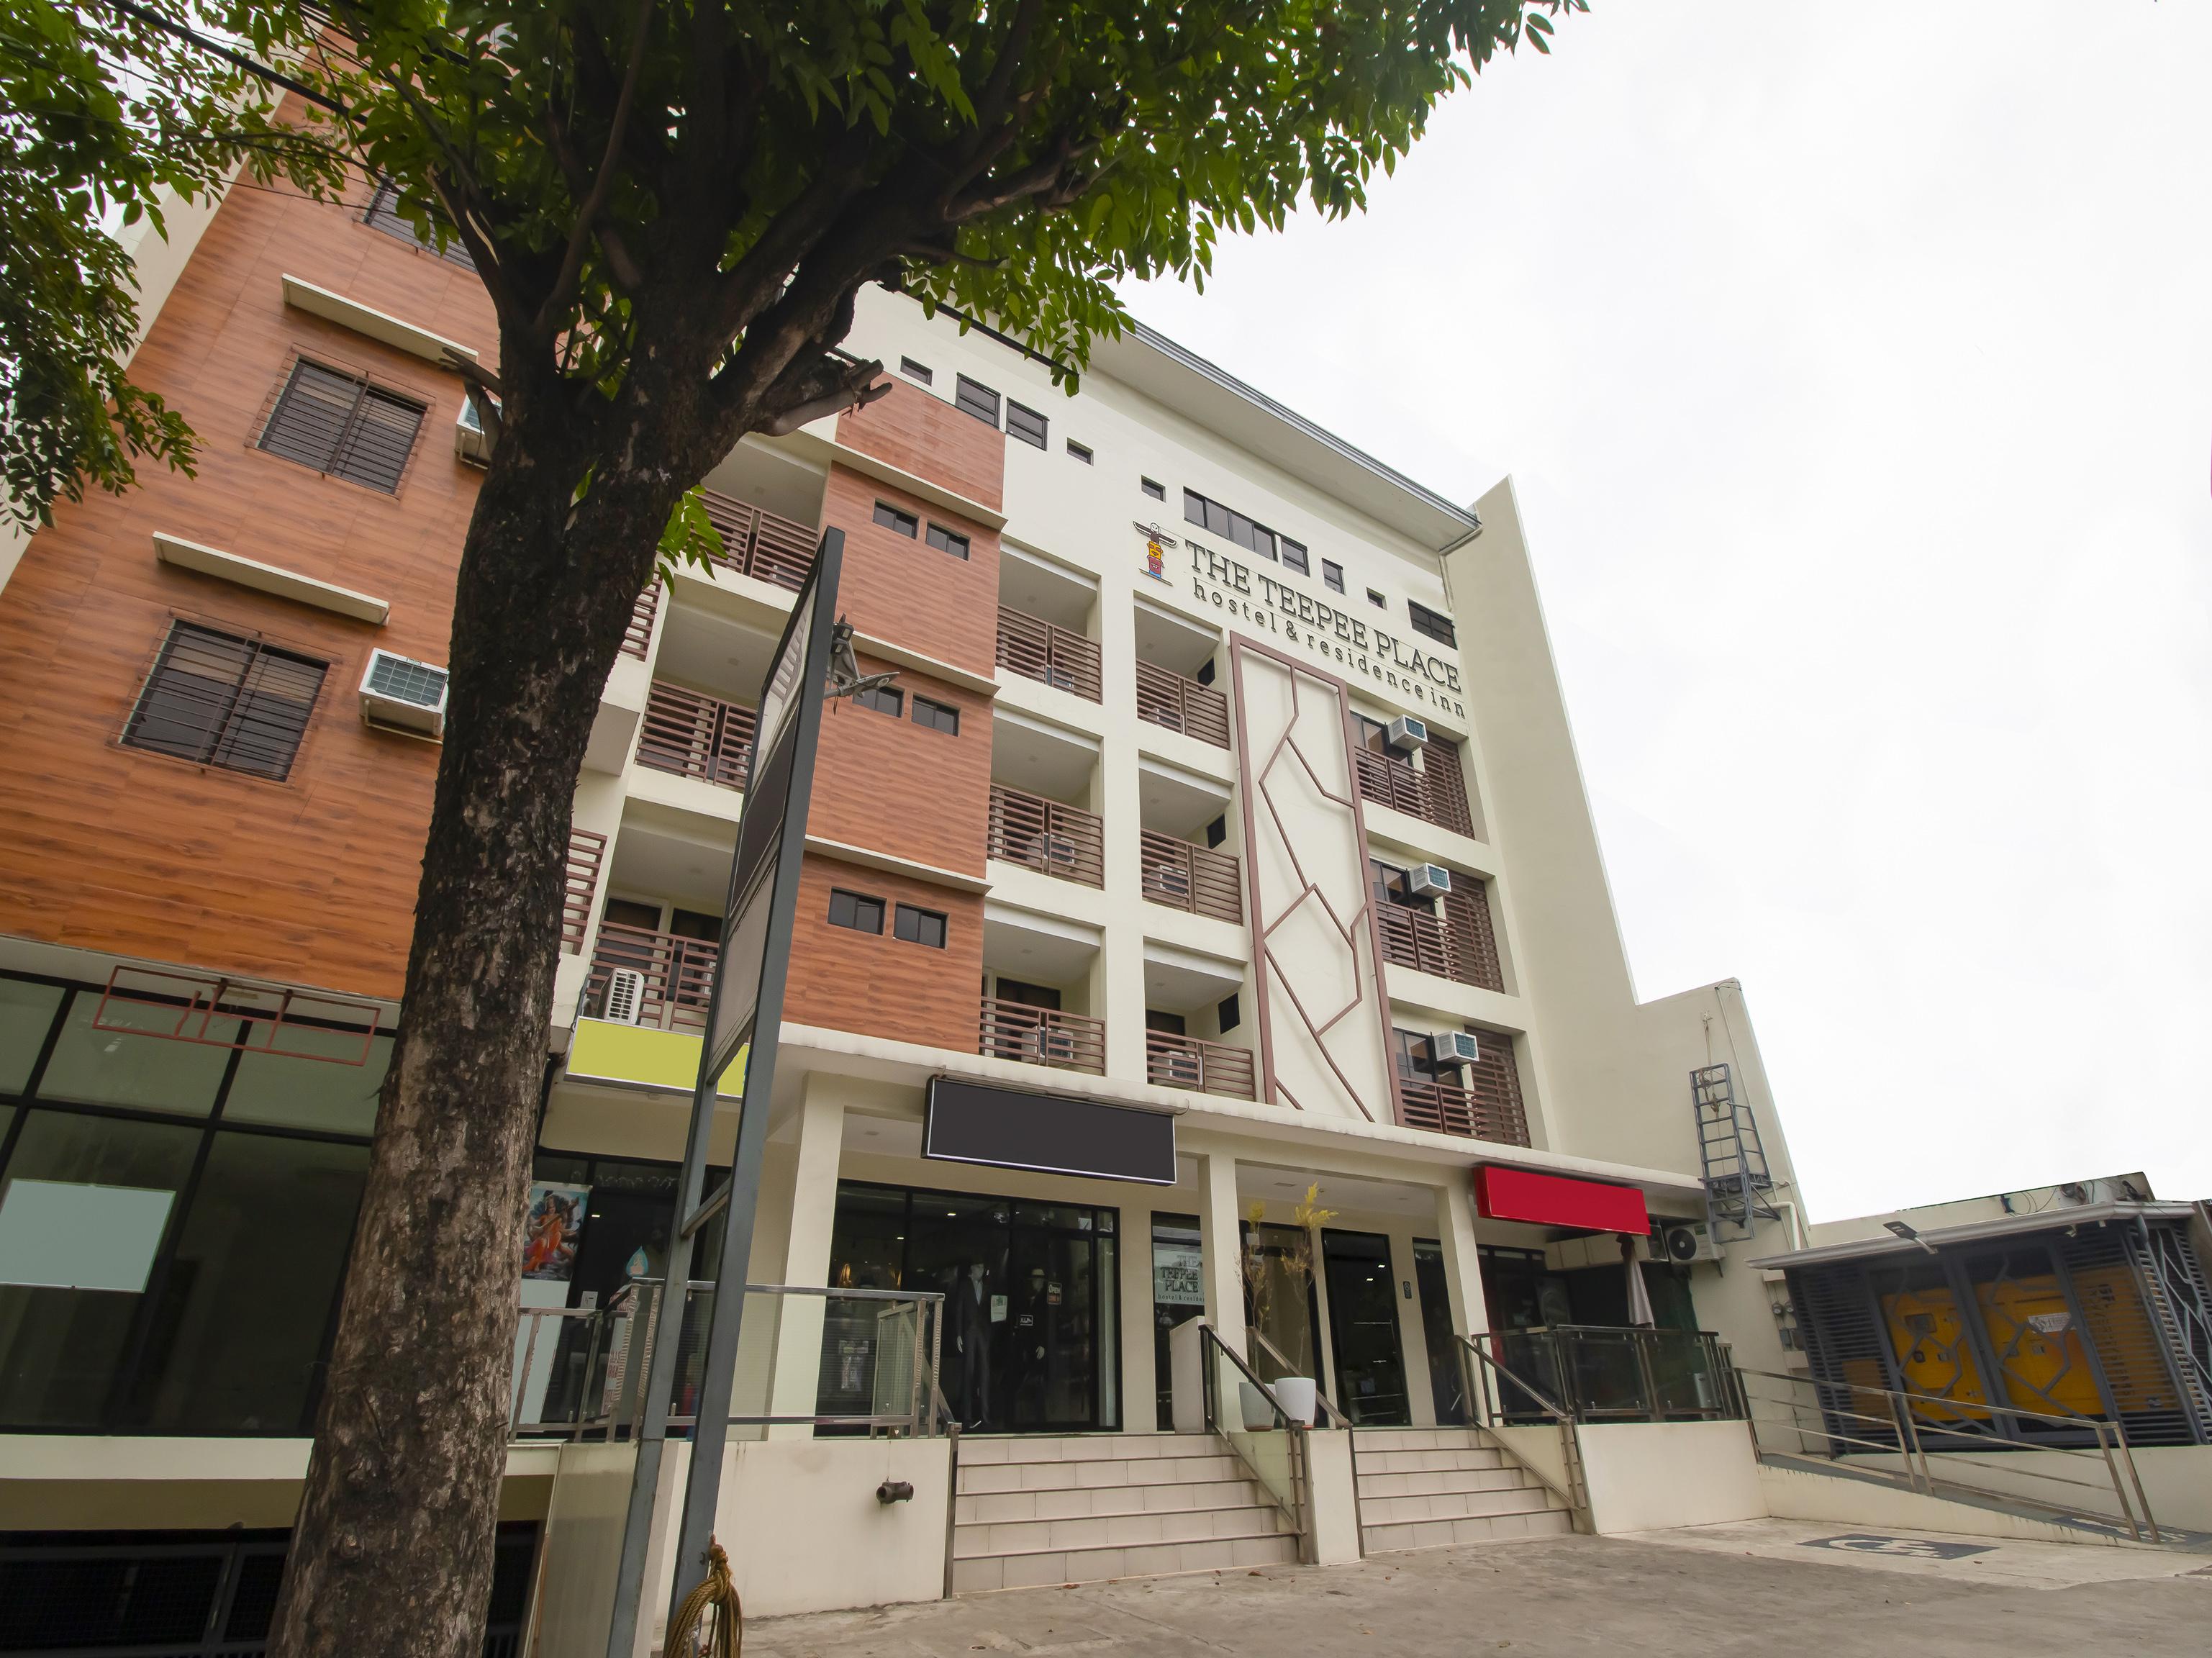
[745,1521,2211,1657]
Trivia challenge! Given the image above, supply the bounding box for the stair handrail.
[1735,1365,2158,1543]
[1455,1333,1591,1522]
[1198,1320,1309,1551]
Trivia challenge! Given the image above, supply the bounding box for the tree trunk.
[268,402,675,1658]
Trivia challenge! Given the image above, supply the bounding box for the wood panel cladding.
[781,853,983,1053]
[0,174,497,1002]
[820,467,1001,678]
[807,653,991,878]
[835,379,1004,511]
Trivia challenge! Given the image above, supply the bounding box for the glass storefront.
[824,1180,1120,1432]
[1150,1213,1202,1429]
[1320,1229,1410,1425]
[0,973,381,1435]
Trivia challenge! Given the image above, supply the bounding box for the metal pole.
[2111,1419,2159,1543]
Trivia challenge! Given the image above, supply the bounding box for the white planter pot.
[1238,1381,1277,1431]
[1272,1376,1318,1426]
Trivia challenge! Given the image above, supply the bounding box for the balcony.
[621,582,660,661]
[636,680,757,792]
[1375,886,1502,992]
[1144,1030,1255,1100]
[1138,830,1242,924]
[1354,743,1476,840]
[997,604,1102,702]
[1135,660,1231,749]
[1395,1072,1529,1146]
[978,998,1106,1075]
[584,923,718,1033]
[675,487,818,593]
[987,783,1104,887]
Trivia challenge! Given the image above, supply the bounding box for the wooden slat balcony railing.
[1396,1046,1530,1146]
[562,829,607,954]
[584,923,719,1033]
[978,999,1106,1076]
[1376,888,1504,993]
[1137,830,1243,923]
[1144,1031,1256,1100]
[1377,902,1455,979]
[997,606,1102,702]
[674,487,818,594]
[1135,660,1231,749]
[621,583,660,661]
[637,681,758,792]
[1353,742,1476,840]
[987,784,1104,887]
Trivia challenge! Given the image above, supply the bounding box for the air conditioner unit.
[1430,1030,1481,1066]
[453,389,497,466]
[1659,1220,1721,1264]
[360,649,450,738]
[1407,864,1453,897]
[1386,714,1428,753]
[601,967,645,1025]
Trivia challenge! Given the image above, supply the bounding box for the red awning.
[1474,1165,1649,1234]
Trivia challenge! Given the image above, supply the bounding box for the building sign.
[924,1074,1177,1185]
[1153,1241,1204,1307]
[1178,533,1467,720]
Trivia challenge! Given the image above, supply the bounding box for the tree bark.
[268,390,680,1658]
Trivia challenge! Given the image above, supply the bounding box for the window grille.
[123,621,327,782]
[258,358,426,494]
[363,178,476,268]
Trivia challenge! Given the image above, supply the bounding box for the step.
[956,1433,1233,1465]
[1350,1427,1490,1452]
[957,1476,1274,1525]
[951,1529,1300,1595]
[1357,1485,1565,1527]
[1354,1464,1544,1501]
[958,1451,1251,1494]
[956,1501,1298,1559]
[1360,1507,1577,1554]
[1351,1446,1509,1477]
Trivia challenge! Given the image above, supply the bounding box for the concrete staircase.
[1352,1426,1576,1554]
[952,1433,1302,1593]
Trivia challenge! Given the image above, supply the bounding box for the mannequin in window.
[951,1259,992,1428]
[1010,1265,1051,1424]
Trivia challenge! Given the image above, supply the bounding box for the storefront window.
[222,1028,393,1135]
[35,993,235,1115]
[0,979,63,1094]
[1151,1213,1202,1429]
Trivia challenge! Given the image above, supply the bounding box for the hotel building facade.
[19,154,2134,1654]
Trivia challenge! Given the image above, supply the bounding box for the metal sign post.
[602,528,844,1658]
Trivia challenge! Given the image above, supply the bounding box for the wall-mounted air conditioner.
[601,967,646,1025]
[1659,1220,1721,1264]
[1386,714,1428,752]
[360,649,450,738]
[453,389,497,466]
[1430,1030,1481,1066]
[1407,864,1453,897]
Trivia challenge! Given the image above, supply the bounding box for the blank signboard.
[0,1179,176,1291]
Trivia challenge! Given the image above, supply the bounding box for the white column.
[1388,1229,1436,1427]
[1118,1200,1156,1431]
[764,1078,846,1437]
[1433,1178,1490,1341]
[1195,1147,1245,1354]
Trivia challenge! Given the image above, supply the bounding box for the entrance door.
[1151,1214,1204,1429]
[1322,1230,1410,1426]
[1412,1239,1466,1425]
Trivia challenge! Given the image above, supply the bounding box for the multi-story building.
[0,155,1913,1649]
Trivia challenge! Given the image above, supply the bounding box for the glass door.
[1321,1230,1410,1426]
[1412,1239,1465,1426]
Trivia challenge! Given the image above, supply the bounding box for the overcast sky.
[1126,3,2212,1220]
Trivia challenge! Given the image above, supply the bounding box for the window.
[1323,560,1345,594]
[899,357,933,385]
[872,501,918,538]
[258,359,427,494]
[911,695,959,735]
[1408,600,1458,649]
[1141,477,1166,501]
[828,889,884,934]
[1006,401,1048,449]
[925,522,969,560]
[955,374,1001,427]
[363,178,473,268]
[122,622,327,782]
[1182,488,1279,561]
[854,682,903,717]
[1066,440,1093,464]
[894,904,948,948]
[1281,538,1310,576]
[1217,992,1240,1033]
[1367,589,1387,610]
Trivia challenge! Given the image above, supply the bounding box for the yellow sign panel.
[566,1019,746,1097]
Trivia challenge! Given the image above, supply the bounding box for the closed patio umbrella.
[1622,1233,1656,1327]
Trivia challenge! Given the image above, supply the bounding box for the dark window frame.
[871,501,919,538]
[1322,560,1346,594]
[1006,401,1048,450]
[910,695,960,736]
[827,889,887,935]
[121,620,329,783]
[1066,440,1093,464]
[1183,487,1287,563]
[1367,589,1387,610]
[1407,600,1458,649]
[893,903,948,948]
[256,355,429,495]
[1280,538,1310,576]
[899,357,933,385]
[853,682,904,718]
[925,522,969,560]
[1141,477,1166,502]
[955,374,1001,427]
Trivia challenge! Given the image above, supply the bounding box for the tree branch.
[531,0,657,338]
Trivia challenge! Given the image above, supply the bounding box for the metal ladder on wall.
[1692,1063,1780,1242]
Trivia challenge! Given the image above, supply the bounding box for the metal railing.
[1456,1333,1591,1522]
[1737,1367,2162,1542]
[622,582,660,660]
[996,605,1102,702]
[1481,1326,1744,1424]
[1198,1320,1309,1556]
[562,828,607,954]
[510,1280,946,1441]
[1138,829,1243,923]
[1353,746,1475,839]
[585,922,719,1032]
[637,681,757,792]
[1375,893,1503,994]
[1135,659,1231,748]
[671,487,818,592]
[977,997,1107,1074]
[1394,1074,1528,1146]
[987,783,1104,887]
[1144,1030,1256,1100]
